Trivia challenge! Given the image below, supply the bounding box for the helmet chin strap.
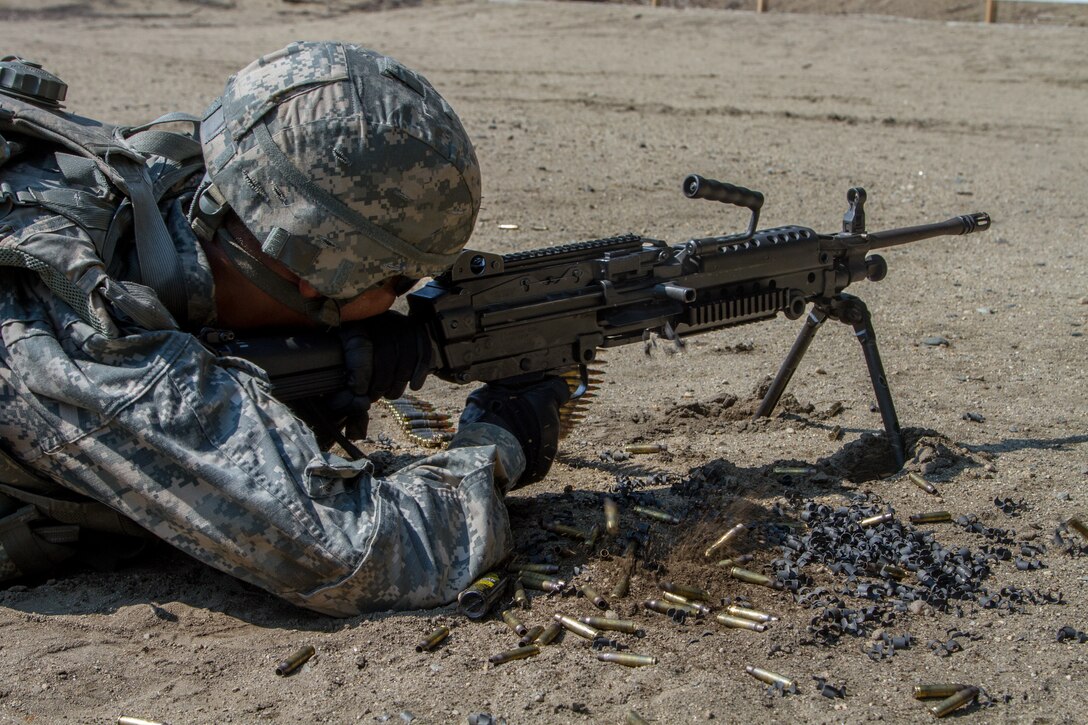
[190,177,341,328]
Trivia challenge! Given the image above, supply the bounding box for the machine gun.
[218,175,990,469]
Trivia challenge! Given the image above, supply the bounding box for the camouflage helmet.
[198,41,481,303]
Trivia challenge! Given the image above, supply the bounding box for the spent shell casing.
[929,685,979,718]
[586,523,602,548]
[502,609,528,637]
[118,719,166,725]
[745,665,795,689]
[624,443,666,454]
[578,584,609,610]
[908,472,939,495]
[275,645,315,676]
[716,614,767,632]
[881,564,908,580]
[513,580,530,609]
[913,683,973,700]
[661,581,711,602]
[661,592,709,616]
[415,626,450,652]
[729,567,782,589]
[542,521,589,540]
[643,599,678,616]
[610,571,631,598]
[554,613,600,640]
[458,571,508,620]
[603,496,620,536]
[488,644,541,665]
[536,619,564,645]
[597,652,657,667]
[726,605,778,623]
[520,576,565,593]
[518,562,560,574]
[625,711,650,725]
[910,511,952,524]
[632,505,681,525]
[772,466,815,476]
[704,523,746,558]
[1067,517,1088,541]
[581,617,643,635]
[860,512,893,528]
[520,625,545,646]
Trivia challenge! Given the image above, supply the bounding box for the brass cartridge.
[908,472,939,495]
[716,614,767,632]
[726,605,778,623]
[415,626,450,652]
[536,619,564,646]
[610,571,631,598]
[704,523,746,558]
[579,584,609,610]
[860,512,893,528]
[714,555,754,569]
[729,567,782,589]
[458,571,508,620]
[275,645,315,676]
[518,562,560,574]
[580,617,643,635]
[488,644,541,665]
[881,564,908,580]
[661,592,709,616]
[513,580,530,610]
[661,581,711,602]
[520,576,565,593]
[910,511,952,524]
[520,625,545,646]
[913,683,972,700]
[603,496,621,537]
[745,665,795,689]
[772,466,815,476]
[625,711,650,725]
[929,686,979,718]
[643,599,678,616]
[554,613,600,640]
[502,609,528,637]
[624,443,667,455]
[118,719,166,725]
[632,505,681,525]
[597,652,657,667]
[542,521,589,540]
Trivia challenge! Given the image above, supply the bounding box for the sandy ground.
[1,1,1087,723]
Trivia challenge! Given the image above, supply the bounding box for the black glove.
[301,310,433,448]
[459,376,571,486]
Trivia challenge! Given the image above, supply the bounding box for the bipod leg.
[841,296,905,469]
[754,307,828,419]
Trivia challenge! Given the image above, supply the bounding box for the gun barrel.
[867,212,990,250]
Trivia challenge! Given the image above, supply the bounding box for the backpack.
[0,57,206,579]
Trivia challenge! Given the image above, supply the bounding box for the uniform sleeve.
[0,277,515,616]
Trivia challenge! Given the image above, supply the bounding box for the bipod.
[753,293,905,469]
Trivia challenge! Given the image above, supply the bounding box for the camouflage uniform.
[0,44,523,616]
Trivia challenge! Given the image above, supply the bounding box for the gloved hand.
[299,310,433,448]
[459,376,571,486]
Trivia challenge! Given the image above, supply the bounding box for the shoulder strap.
[0,95,191,327]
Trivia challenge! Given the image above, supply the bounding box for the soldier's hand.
[459,376,571,487]
[330,310,433,439]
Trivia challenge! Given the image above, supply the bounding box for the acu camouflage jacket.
[0,126,523,617]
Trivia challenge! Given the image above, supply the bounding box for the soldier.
[0,42,568,615]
